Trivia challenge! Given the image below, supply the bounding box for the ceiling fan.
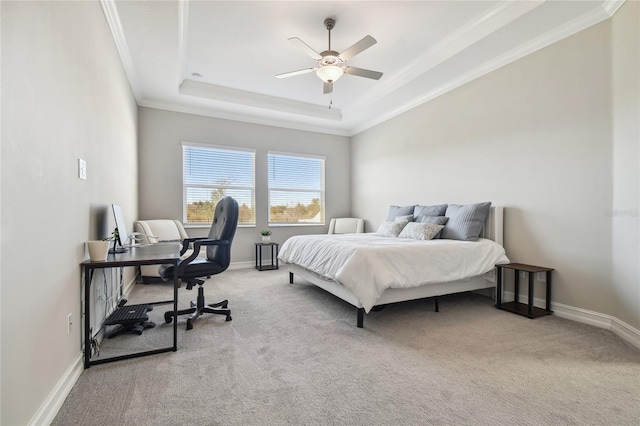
[276,18,383,95]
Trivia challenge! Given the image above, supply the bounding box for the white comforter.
[278,233,509,312]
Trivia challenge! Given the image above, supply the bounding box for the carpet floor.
[53,268,640,425]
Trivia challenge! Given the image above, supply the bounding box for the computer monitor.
[111,204,129,253]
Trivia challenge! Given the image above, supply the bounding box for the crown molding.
[179,79,342,121]
[603,0,626,16]
[100,0,141,103]
[139,99,350,137]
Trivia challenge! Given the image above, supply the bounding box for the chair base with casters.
[163,278,231,330]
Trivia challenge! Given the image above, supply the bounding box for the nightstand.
[255,242,279,271]
[496,263,553,319]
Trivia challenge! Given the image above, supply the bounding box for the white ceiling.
[105,0,623,136]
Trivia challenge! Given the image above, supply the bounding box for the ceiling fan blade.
[275,68,315,79]
[338,35,377,61]
[344,66,383,80]
[323,82,333,94]
[288,37,322,60]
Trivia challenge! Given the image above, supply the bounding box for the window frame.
[182,141,256,227]
[267,150,326,227]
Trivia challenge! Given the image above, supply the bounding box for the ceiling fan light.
[316,65,344,83]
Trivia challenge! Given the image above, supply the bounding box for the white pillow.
[398,222,444,240]
[375,220,409,238]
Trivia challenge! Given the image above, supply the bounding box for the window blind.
[183,143,255,225]
[268,152,325,225]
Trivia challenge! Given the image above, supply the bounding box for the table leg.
[514,269,520,304]
[546,270,552,312]
[84,267,92,368]
[528,271,534,317]
[496,266,503,307]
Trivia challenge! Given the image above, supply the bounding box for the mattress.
[278,233,509,312]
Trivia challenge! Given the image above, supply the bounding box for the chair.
[134,219,193,282]
[159,196,239,330]
[328,217,364,234]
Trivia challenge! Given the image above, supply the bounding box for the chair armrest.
[179,236,208,256]
[177,239,230,276]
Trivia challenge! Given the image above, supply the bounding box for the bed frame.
[287,206,505,328]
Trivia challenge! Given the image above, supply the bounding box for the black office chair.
[159,196,239,330]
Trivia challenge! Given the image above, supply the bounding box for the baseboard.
[228,260,255,270]
[28,353,83,426]
[503,290,640,349]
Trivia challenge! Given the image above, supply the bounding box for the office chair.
[159,196,239,330]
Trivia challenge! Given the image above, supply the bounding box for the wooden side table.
[496,263,553,319]
[255,242,279,271]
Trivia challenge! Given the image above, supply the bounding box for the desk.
[81,243,181,368]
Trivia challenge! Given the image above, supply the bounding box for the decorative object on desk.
[109,227,126,253]
[261,229,272,243]
[87,240,110,261]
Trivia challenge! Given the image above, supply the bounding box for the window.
[268,151,325,225]
[183,142,255,225]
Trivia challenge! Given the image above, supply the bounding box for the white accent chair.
[134,220,195,282]
[328,218,364,234]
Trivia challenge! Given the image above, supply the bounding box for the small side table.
[496,263,553,319]
[255,242,279,271]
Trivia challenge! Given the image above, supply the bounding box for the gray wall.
[138,107,351,264]
[1,2,138,424]
[351,5,639,330]
[610,1,640,332]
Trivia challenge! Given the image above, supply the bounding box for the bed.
[279,205,509,327]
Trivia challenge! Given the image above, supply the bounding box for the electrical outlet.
[67,313,73,335]
[519,271,526,279]
[537,272,546,282]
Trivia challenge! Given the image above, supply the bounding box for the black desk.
[81,243,180,368]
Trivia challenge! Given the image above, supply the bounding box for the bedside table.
[255,242,279,271]
[496,263,553,319]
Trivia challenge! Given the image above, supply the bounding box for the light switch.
[78,158,87,180]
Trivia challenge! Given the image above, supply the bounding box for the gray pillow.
[395,214,414,223]
[398,222,445,240]
[440,202,491,241]
[419,215,449,226]
[420,215,449,238]
[413,204,448,222]
[386,205,416,221]
[375,220,409,238]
